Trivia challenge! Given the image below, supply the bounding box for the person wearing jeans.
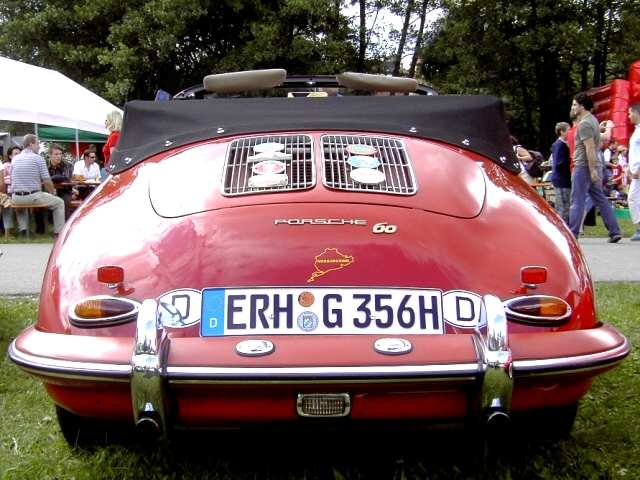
[10,134,64,237]
[550,122,571,224]
[568,93,621,242]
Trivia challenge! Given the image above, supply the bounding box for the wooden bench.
[530,182,555,204]
[8,202,50,239]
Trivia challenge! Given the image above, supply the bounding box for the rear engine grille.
[222,135,314,196]
[321,135,417,195]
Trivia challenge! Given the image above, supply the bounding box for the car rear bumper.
[8,296,630,432]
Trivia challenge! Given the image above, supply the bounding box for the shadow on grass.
[67,421,601,480]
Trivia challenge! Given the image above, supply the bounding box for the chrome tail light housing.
[504,295,571,326]
[69,295,140,328]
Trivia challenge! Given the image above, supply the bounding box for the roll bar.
[174,70,437,99]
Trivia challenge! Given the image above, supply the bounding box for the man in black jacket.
[47,143,73,220]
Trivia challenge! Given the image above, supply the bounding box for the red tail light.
[97,266,124,284]
[521,266,547,285]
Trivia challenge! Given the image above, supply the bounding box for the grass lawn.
[1,285,638,480]
[0,233,54,244]
[1,211,56,244]
[582,211,636,238]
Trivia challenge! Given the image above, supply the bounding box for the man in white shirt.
[73,149,101,181]
[628,103,640,240]
[11,134,65,237]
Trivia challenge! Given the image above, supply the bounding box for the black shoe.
[608,234,622,243]
[18,230,28,239]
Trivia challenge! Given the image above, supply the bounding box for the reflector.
[97,266,124,284]
[521,266,547,285]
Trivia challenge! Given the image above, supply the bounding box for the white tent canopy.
[0,56,122,135]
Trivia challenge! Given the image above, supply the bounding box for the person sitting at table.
[0,146,20,236]
[11,134,65,238]
[48,143,73,220]
[0,160,11,237]
[72,147,101,182]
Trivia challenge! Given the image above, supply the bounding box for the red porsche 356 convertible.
[8,70,629,444]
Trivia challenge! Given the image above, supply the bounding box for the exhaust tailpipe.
[135,416,162,439]
[485,410,511,438]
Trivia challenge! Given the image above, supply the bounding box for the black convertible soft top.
[109,95,520,174]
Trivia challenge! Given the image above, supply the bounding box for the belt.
[14,190,40,196]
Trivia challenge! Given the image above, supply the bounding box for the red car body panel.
[43,136,590,334]
[9,129,629,432]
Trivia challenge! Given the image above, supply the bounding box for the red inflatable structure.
[587,60,640,147]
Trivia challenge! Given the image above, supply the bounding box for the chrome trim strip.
[131,299,169,436]
[479,294,513,417]
[9,322,629,391]
[168,376,477,385]
[165,363,481,379]
[513,337,631,373]
[7,339,131,379]
[11,340,628,383]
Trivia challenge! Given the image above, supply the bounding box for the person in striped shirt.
[11,134,64,237]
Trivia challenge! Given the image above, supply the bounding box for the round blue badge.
[297,311,319,332]
[347,155,381,169]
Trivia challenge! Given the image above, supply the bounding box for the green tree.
[391,0,415,76]
[421,0,640,151]
[347,0,395,72]
[0,0,358,104]
[409,0,432,78]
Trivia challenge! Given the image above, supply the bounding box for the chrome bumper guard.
[131,299,168,435]
[476,295,512,423]
[7,295,630,438]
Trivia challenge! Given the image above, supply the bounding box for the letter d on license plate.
[200,287,444,337]
[202,289,226,336]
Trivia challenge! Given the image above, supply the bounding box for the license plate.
[200,288,444,336]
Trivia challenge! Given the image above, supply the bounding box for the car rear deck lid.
[149,135,486,219]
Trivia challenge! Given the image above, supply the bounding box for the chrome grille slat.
[321,135,417,195]
[222,135,314,196]
[387,138,406,193]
